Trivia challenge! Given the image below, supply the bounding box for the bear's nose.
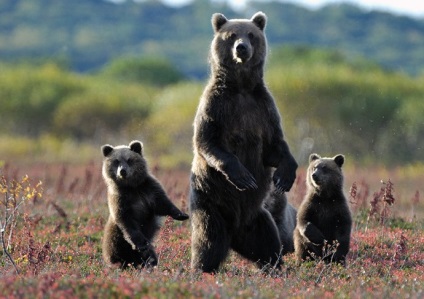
[118,167,127,178]
[236,43,247,54]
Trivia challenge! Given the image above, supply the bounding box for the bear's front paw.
[223,160,258,191]
[173,212,189,221]
[273,157,297,192]
[229,171,258,191]
[273,174,295,193]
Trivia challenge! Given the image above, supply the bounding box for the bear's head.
[307,153,345,194]
[210,11,267,68]
[101,140,148,187]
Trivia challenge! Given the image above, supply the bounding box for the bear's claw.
[273,173,295,193]
[231,173,258,191]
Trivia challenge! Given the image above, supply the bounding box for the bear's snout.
[233,40,251,63]
[117,165,127,179]
[311,171,322,188]
[236,43,247,54]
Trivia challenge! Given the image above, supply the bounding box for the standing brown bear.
[294,153,352,265]
[190,12,298,273]
[101,140,188,269]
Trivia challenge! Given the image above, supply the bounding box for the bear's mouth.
[233,56,245,64]
[233,53,251,64]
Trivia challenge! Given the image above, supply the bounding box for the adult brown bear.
[190,12,298,273]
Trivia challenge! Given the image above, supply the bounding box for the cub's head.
[307,153,345,193]
[210,11,267,67]
[101,140,148,187]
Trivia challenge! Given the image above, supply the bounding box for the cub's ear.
[101,145,114,157]
[309,153,321,163]
[251,11,267,31]
[334,154,345,168]
[212,13,228,33]
[129,140,143,155]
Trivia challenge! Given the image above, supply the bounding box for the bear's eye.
[112,159,119,166]
[248,32,254,39]
[229,33,237,40]
[127,158,132,165]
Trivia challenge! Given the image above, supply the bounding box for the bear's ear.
[251,11,267,31]
[309,153,321,163]
[334,154,345,168]
[212,13,228,33]
[101,145,114,157]
[129,140,143,155]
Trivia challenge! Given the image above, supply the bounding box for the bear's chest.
[112,190,155,220]
[309,201,344,236]
[221,92,271,146]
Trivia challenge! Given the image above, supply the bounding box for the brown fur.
[264,188,297,254]
[294,153,352,265]
[101,140,188,269]
[190,12,298,273]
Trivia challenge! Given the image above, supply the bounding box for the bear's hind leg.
[191,208,230,273]
[231,209,282,271]
[103,220,138,268]
[294,227,310,264]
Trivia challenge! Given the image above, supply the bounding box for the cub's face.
[210,12,267,67]
[101,140,147,187]
[307,153,345,192]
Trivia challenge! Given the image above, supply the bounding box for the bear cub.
[101,140,188,268]
[264,188,297,254]
[294,153,352,265]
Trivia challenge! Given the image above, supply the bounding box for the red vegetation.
[0,162,423,298]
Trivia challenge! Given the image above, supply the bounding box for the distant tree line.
[1,0,424,78]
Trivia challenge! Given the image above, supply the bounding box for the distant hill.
[1,0,424,78]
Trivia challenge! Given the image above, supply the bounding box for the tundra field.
[0,161,423,298]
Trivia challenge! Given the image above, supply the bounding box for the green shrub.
[0,63,84,135]
[53,81,156,140]
[266,46,424,165]
[100,56,186,87]
[0,135,98,164]
[143,82,203,168]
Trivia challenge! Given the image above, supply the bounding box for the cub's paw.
[172,212,189,221]
[136,242,150,253]
[140,247,158,268]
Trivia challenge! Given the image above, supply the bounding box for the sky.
[160,0,424,18]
